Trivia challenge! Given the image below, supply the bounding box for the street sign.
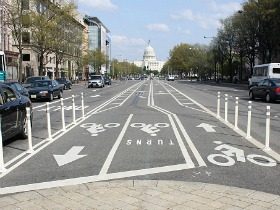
[0,71,6,82]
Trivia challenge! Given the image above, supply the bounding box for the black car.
[249,78,280,102]
[23,76,50,88]
[4,81,30,97]
[104,77,111,85]
[27,79,63,101]
[56,78,72,90]
[0,83,32,141]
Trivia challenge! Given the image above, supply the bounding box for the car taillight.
[276,87,280,93]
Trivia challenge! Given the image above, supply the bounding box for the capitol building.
[132,41,165,73]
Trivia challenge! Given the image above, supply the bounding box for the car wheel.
[58,91,63,99]
[49,93,54,101]
[69,85,72,89]
[63,85,66,90]
[19,114,28,139]
[266,93,273,102]
[249,91,255,100]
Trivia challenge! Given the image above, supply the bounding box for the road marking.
[99,114,133,175]
[196,123,216,132]
[54,146,87,166]
[0,83,143,178]
[91,95,100,98]
[148,81,198,168]
[162,82,280,163]
[0,164,192,195]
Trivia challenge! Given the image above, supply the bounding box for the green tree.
[84,48,107,75]
[6,0,31,82]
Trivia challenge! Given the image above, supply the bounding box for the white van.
[248,63,280,88]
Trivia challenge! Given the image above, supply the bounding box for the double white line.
[148,81,206,168]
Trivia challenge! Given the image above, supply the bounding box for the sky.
[77,0,245,62]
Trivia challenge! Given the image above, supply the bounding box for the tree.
[49,1,81,78]
[5,0,31,82]
[84,48,107,75]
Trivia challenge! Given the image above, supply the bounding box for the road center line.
[99,114,133,175]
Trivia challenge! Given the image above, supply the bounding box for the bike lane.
[151,80,280,195]
[0,80,196,193]
[0,80,279,195]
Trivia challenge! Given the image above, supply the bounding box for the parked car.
[23,76,50,88]
[27,79,63,101]
[104,77,111,85]
[4,81,29,97]
[88,75,104,88]
[0,83,32,141]
[249,78,280,102]
[56,78,72,90]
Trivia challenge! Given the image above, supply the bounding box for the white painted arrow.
[196,123,216,132]
[54,146,87,166]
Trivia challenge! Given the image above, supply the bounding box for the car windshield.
[25,77,42,83]
[56,79,65,83]
[90,76,101,80]
[31,81,51,87]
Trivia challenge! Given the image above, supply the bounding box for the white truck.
[248,63,280,88]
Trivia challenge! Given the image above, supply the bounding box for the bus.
[248,63,280,89]
[0,51,6,82]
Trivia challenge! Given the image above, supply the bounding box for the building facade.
[83,16,111,76]
[133,41,165,74]
[0,0,19,81]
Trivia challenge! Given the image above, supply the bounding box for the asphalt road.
[0,79,279,195]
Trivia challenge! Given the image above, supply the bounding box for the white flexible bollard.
[26,107,34,153]
[246,101,252,138]
[46,102,52,140]
[234,97,239,129]
[72,95,76,124]
[60,98,66,131]
[81,93,85,118]
[225,94,228,122]
[217,92,220,118]
[264,106,271,151]
[0,117,7,173]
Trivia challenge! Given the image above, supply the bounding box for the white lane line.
[99,114,133,175]
[1,83,143,178]
[148,81,195,167]
[166,83,280,162]
[91,95,100,98]
[0,164,191,195]
[166,114,195,167]
[173,114,206,167]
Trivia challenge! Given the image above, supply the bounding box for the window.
[22,15,30,27]
[22,32,30,44]
[263,80,269,87]
[22,54,30,61]
[2,87,17,103]
[22,0,30,10]
[272,68,280,74]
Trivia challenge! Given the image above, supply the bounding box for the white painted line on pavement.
[99,114,133,175]
[165,83,280,163]
[0,164,191,195]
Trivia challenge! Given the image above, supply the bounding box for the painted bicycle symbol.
[80,123,120,136]
[207,141,277,167]
[130,123,169,136]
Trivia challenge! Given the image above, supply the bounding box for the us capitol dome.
[133,41,165,73]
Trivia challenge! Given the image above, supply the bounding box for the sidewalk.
[0,180,279,210]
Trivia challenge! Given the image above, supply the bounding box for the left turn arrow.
[54,146,87,166]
